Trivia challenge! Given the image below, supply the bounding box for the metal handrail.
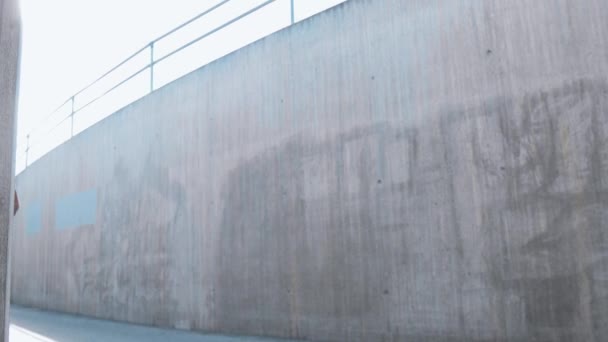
[20,0,301,170]
[155,0,276,66]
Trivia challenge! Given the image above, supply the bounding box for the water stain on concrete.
[214,79,608,341]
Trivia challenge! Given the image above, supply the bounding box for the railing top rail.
[155,0,276,65]
[43,0,239,117]
[73,45,150,99]
[153,0,232,43]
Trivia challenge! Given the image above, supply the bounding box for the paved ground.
[9,306,297,342]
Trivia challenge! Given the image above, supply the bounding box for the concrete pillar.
[0,0,21,340]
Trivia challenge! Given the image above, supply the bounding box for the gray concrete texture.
[10,0,608,340]
[0,0,20,341]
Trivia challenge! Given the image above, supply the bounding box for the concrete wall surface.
[10,0,608,340]
[0,0,20,340]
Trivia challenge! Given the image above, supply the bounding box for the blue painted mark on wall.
[26,201,42,234]
[55,189,97,230]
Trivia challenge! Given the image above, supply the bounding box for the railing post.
[290,0,295,24]
[70,96,75,138]
[25,134,29,168]
[149,42,155,93]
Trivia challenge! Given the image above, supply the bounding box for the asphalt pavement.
[9,306,297,342]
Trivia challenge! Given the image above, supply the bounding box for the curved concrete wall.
[11,0,608,340]
[0,0,20,339]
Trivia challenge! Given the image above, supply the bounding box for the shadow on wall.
[213,79,608,341]
[481,79,608,342]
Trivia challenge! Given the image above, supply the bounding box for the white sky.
[16,0,345,171]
